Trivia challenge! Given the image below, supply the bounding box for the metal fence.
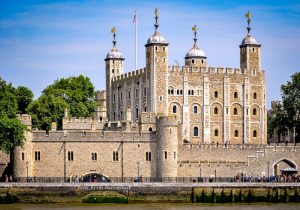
[8,176,300,183]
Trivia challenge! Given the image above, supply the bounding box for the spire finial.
[154,8,159,31]
[111,26,117,47]
[192,25,199,47]
[245,11,251,35]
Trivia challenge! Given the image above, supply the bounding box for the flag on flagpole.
[133,11,136,23]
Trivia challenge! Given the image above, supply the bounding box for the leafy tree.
[16,86,34,114]
[281,72,300,142]
[0,117,27,153]
[268,102,288,143]
[27,75,96,130]
[0,77,31,153]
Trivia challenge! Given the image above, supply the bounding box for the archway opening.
[82,172,111,182]
[273,159,297,176]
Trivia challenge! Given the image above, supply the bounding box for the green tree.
[0,117,27,153]
[27,75,96,130]
[0,77,31,153]
[268,102,288,143]
[281,72,300,142]
[16,86,34,114]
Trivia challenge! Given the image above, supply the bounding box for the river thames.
[0,203,299,210]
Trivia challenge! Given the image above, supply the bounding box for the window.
[214,107,218,114]
[135,89,138,98]
[173,105,177,114]
[112,69,114,74]
[22,152,24,160]
[253,108,257,115]
[214,129,219,137]
[128,91,131,99]
[144,87,147,96]
[180,90,183,95]
[247,109,249,115]
[252,69,256,76]
[253,130,257,137]
[176,90,179,95]
[159,96,163,101]
[113,151,119,161]
[201,59,204,64]
[91,153,97,161]
[155,47,158,51]
[146,152,152,161]
[253,92,257,99]
[82,130,86,136]
[163,47,165,51]
[120,92,123,101]
[234,108,238,115]
[113,94,116,102]
[193,126,199,137]
[68,151,73,161]
[234,130,239,137]
[214,91,218,98]
[174,152,176,159]
[164,151,167,159]
[193,106,198,114]
[252,47,255,52]
[35,151,40,161]
[144,106,147,112]
[149,127,153,132]
[226,108,228,114]
[113,112,116,121]
[234,92,238,99]
[192,59,194,64]
[136,108,139,119]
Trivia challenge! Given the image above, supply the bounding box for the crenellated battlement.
[112,68,146,82]
[168,65,247,75]
[62,116,106,130]
[17,114,32,127]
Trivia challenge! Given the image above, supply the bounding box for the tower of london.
[5,9,299,181]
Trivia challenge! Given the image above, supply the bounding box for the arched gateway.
[272,159,298,176]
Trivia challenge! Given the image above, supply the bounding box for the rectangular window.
[146,152,152,161]
[159,96,163,101]
[128,91,131,100]
[113,151,119,161]
[144,87,147,96]
[22,152,25,160]
[135,89,138,98]
[174,152,176,159]
[120,92,123,101]
[226,108,228,114]
[113,94,116,102]
[35,151,40,161]
[177,90,179,95]
[68,151,74,161]
[91,152,97,161]
[164,151,167,160]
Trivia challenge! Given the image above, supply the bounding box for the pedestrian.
[5,175,8,182]
[9,175,13,182]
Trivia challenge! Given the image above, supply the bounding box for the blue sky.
[0,0,299,109]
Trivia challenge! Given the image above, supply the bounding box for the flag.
[192,25,198,31]
[111,26,116,33]
[245,11,251,19]
[133,11,136,23]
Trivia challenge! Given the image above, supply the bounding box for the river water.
[0,203,299,210]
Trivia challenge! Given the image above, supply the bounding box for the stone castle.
[2,10,299,181]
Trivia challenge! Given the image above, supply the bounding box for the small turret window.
[214,91,218,98]
[214,107,218,115]
[155,47,158,51]
[253,108,257,116]
[252,69,256,76]
[192,59,194,64]
[253,130,257,137]
[193,127,199,137]
[173,105,177,114]
[234,92,238,99]
[214,129,219,137]
[252,48,255,52]
[201,59,204,64]
[234,130,239,137]
[253,92,257,99]
[112,69,114,73]
[193,106,198,114]
[234,108,238,115]
[163,47,165,51]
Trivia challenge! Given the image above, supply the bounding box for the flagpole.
[135,10,137,70]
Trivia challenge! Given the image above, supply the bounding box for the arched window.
[253,108,257,115]
[193,127,199,137]
[214,129,219,137]
[234,130,239,137]
[149,127,153,132]
[214,107,218,114]
[234,108,238,115]
[193,106,198,114]
[234,92,238,99]
[172,105,177,114]
[253,92,257,99]
[214,91,218,98]
[253,130,257,137]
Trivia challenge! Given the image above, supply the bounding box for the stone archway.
[272,159,297,176]
[82,171,111,182]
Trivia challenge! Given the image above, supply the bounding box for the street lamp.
[267,161,270,182]
[26,161,29,182]
[137,161,140,181]
[214,169,217,182]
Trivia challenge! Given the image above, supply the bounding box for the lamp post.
[267,161,270,182]
[26,161,29,182]
[214,169,217,182]
[137,161,140,181]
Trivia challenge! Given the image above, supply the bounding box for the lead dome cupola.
[105,27,124,60]
[240,11,261,47]
[185,25,206,59]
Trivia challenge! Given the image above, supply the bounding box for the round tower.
[185,25,207,67]
[156,115,178,178]
[105,27,125,121]
[13,115,33,181]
